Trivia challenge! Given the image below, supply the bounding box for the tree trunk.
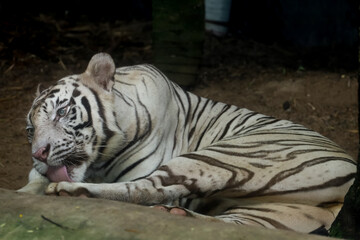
[152,0,204,87]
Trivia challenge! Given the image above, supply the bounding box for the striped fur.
[19,53,356,233]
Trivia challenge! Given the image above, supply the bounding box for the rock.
[0,188,332,239]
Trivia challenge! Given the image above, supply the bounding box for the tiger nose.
[32,144,50,162]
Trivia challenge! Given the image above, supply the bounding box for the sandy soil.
[0,18,357,190]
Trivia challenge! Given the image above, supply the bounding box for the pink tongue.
[46,166,72,182]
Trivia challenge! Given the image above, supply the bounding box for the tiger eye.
[26,126,34,134]
[57,107,67,117]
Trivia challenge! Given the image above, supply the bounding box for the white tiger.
[19,53,356,234]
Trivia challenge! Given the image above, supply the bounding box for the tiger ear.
[84,53,115,91]
[35,84,45,97]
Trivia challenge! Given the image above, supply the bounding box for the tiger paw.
[45,182,58,195]
[45,182,91,198]
[152,205,190,217]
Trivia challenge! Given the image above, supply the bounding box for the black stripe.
[240,130,329,139]
[48,89,60,95]
[183,90,192,126]
[241,118,281,134]
[233,111,259,132]
[115,72,129,76]
[226,206,278,213]
[133,100,141,140]
[238,213,291,230]
[58,98,68,106]
[172,109,181,152]
[232,216,267,227]
[141,77,149,91]
[207,147,292,160]
[113,142,161,182]
[52,148,73,161]
[174,89,185,112]
[72,89,81,98]
[89,88,115,160]
[139,65,158,79]
[100,90,152,171]
[114,79,136,86]
[112,111,123,132]
[189,95,201,125]
[217,114,240,140]
[188,98,209,141]
[180,153,254,190]
[145,64,168,81]
[113,88,132,106]
[193,104,231,151]
[244,157,356,197]
[73,97,92,131]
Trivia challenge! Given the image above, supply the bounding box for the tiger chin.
[18,53,356,234]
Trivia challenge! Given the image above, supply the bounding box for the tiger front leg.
[45,178,189,205]
[45,154,246,204]
[17,168,50,195]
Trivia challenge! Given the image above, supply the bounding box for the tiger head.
[26,53,119,183]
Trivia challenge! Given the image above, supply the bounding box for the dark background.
[0,0,358,70]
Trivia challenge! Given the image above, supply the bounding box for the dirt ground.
[0,17,358,190]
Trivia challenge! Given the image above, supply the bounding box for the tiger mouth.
[46,165,74,182]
